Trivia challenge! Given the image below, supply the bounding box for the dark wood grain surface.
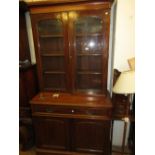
[28,1,113,154]
[30,92,112,108]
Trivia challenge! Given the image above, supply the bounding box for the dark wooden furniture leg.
[122,120,128,155]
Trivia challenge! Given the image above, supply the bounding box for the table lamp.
[113,70,135,94]
[113,69,135,118]
[112,70,135,154]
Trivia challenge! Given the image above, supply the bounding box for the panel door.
[31,13,70,91]
[68,9,110,94]
[72,119,111,155]
[33,117,70,151]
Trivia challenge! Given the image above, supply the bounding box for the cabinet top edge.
[29,1,112,14]
[25,0,114,7]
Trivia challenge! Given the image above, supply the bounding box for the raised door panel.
[72,119,111,155]
[68,9,110,94]
[33,117,70,151]
[31,13,69,91]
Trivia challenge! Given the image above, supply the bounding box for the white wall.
[112,0,135,146]
[25,12,36,64]
[113,0,135,72]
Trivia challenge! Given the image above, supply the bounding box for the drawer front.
[31,105,111,117]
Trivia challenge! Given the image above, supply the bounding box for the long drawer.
[31,104,112,118]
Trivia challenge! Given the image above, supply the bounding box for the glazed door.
[68,10,110,94]
[31,13,70,91]
[33,117,70,151]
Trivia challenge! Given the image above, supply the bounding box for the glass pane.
[37,19,66,91]
[77,74,102,90]
[38,19,64,54]
[43,74,66,90]
[75,16,103,91]
[40,37,64,53]
[38,19,64,53]
[42,57,65,72]
[38,20,62,35]
[75,16,103,34]
[77,56,102,72]
[76,36,104,54]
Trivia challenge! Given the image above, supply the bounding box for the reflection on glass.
[76,36,104,53]
[88,41,95,48]
[69,12,78,20]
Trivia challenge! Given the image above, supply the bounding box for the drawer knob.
[71,110,75,113]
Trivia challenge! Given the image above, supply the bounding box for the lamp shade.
[113,70,135,94]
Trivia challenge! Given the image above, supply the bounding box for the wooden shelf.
[76,33,103,37]
[43,71,65,74]
[41,53,64,57]
[40,34,63,38]
[44,88,66,91]
[76,89,102,94]
[77,53,102,56]
[77,71,102,75]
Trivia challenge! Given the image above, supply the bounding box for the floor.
[19,146,132,155]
